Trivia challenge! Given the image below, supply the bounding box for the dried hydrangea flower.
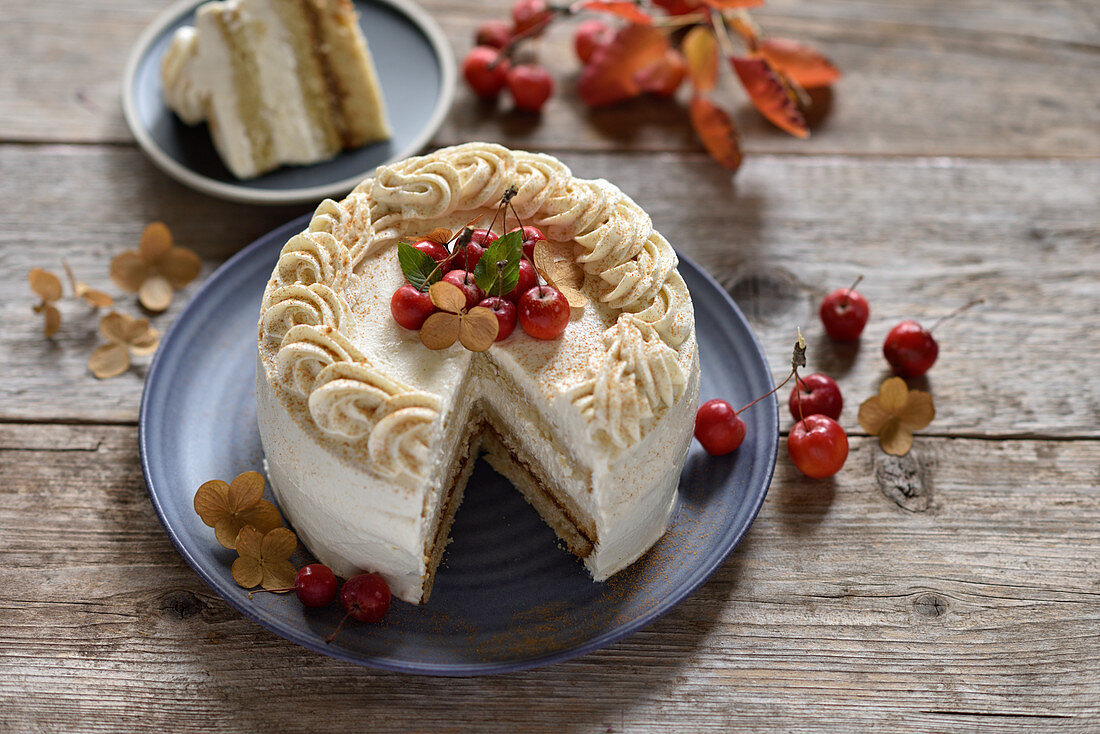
[28,267,63,337]
[533,240,587,308]
[231,526,298,592]
[419,281,499,352]
[858,376,935,456]
[88,311,160,379]
[193,470,283,550]
[110,222,201,311]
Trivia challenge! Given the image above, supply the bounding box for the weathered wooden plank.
[1,146,1097,435]
[1,424,1098,731]
[0,0,1097,158]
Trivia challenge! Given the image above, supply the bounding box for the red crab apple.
[463,46,509,98]
[503,259,538,303]
[442,270,485,310]
[478,296,517,340]
[883,320,938,377]
[788,373,843,421]
[820,283,870,341]
[788,414,848,479]
[517,285,569,339]
[694,399,746,455]
[390,285,435,330]
[507,64,554,113]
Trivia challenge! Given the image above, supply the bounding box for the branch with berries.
[463,0,841,171]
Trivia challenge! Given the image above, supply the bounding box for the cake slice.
[161,0,391,179]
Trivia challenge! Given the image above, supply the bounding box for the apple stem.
[795,373,807,429]
[326,611,351,644]
[506,200,546,293]
[492,8,563,65]
[736,331,808,415]
[929,298,985,333]
[735,366,796,416]
[486,201,502,236]
[840,274,863,307]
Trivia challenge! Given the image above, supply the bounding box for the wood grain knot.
[158,589,204,620]
[874,449,931,512]
[724,267,801,324]
[914,593,948,618]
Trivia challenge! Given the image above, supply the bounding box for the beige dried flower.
[28,268,63,337]
[110,222,201,311]
[232,526,298,592]
[419,281,499,352]
[533,240,588,308]
[88,311,160,379]
[858,377,935,456]
[193,470,284,550]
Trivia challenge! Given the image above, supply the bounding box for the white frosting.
[257,144,701,603]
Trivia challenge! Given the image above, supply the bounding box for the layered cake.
[161,0,390,179]
[256,143,700,603]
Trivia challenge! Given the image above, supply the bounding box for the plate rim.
[120,0,456,206]
[138,213,778,676]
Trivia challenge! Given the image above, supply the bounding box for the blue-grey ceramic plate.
[139,214,778,676]
[122,0,454,205]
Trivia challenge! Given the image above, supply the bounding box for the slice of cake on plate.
[256,143,700,604]
[161,0,390,179]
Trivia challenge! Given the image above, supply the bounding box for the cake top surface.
[258,143,696,484]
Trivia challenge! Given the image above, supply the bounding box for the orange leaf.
[727,15,759,50]
[574,1,652,24]
[681,26,718,93]
[689,96,743,171]
[730,55,808,138]
[701,0,763,9]
[578,24,669,107]
[759,38,840,89]
[651,0,702,16]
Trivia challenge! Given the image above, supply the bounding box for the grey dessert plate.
[139,214,778,675]
[121,0,455,205]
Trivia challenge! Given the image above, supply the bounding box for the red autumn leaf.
[634,47,687,97]
[701,0,764,9]
[730,55,808,138]
[690,96,742,170]
[578,24,670,107]
[574,1,653,24]
[681,26,719,93]
[759,38,840,89]
[651,0,702,15]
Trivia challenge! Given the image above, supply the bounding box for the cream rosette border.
[259,143,695,476]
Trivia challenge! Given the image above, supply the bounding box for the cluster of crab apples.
[390,226,571,342]
[696,279,965,479]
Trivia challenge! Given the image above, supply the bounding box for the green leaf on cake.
[473,230,522,296]
[397,241,442,291]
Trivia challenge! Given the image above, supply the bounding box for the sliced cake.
[161,0,390,179]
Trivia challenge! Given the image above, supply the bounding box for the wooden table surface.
[2,0,1098,730]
